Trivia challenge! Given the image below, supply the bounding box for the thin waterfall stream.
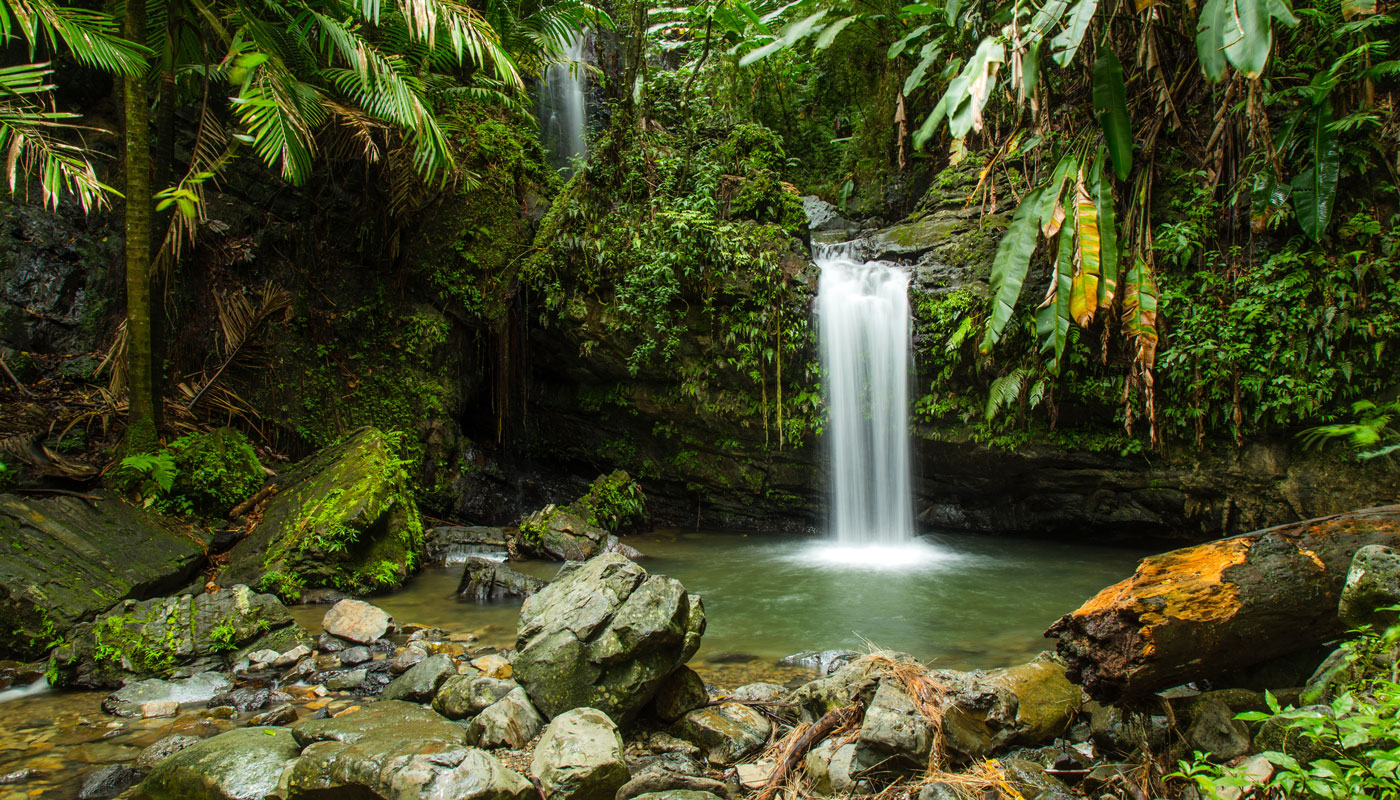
[539,32,587,173]
[808,241,953,566]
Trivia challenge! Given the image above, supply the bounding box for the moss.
[89,613,180,677]
[566,470,648,534]
[167,427,265,515]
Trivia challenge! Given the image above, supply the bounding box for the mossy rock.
[566,470,648,534]
[49,584,307,688]
[167,428,265,516]
[0,493,210,661]
[217,427,424,601]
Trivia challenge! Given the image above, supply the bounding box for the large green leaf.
[912,90,952,150]
[738,10,829,66]
[1026,0,1070,43]
[1093,150,1119,309]
[815,16,858,49]
[1035,221,1076,375]
[948,37,1005,139]
[1092,51,1132,181]
[979,187,1045,352]
[1020,39,1042,103]
[1070,175,1100,327]
[1040,153,1078,237]
[1195,0,1229,81]
[1224,0,1272,78]
[1290,101,1341,241]
[1050,0,1098,67]
[903,42,943,96]
[888,24,932,58]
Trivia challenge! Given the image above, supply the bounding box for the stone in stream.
[321,598,394,644]
[513,553,705,723]
[671,703,770,765]
[653,666,708,722]
[380,652,454,702]
[433,675,519,720]
[0,493,210,661]
[247,703,298,727]
[135,726,302,800]
[51,584,309,689]
[78,764,141,799]
[729,682,786,704]
[134,735,201,772]
[292,699,466,747]
[217,427,424,601]
[779,649,861,676]
[1339,544,1400,630]
[532,707,630,800]
[466,687,544,749]
[102,673,233,717]
[458,556,547,601]
[206,686,270,713]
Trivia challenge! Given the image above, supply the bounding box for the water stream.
[539,32,587,174]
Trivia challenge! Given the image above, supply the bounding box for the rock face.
[532,707,630,800]
[322,598,394,644]
[1339,544,1400,629]
[135,726,301,800]
[513,554,705,722]
[217,427,424,601]
[0,493,209,660]
[50,584,308,689]
[458,557,547,601]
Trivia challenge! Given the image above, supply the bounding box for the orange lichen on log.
[1072,537,1252,627]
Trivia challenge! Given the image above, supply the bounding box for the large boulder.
[532,707,630,800]
[287,741,533,800]
[852,680,933,775]
[513,554,705,723]
[217,427,423,601]
[50,584,308,688]
[322,598,393,644]
[568,470,648,535]
[1339,544,1400,630]
[507,505,614,561]
[0,493,209,660]
[134,726,301,800]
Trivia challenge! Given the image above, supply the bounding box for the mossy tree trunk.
[123,0,158,450]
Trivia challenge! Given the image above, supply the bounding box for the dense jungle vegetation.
[0,0,1397,512]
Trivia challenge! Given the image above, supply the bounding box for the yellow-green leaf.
[1093,150,1119,309]
[1070,174,1100,327]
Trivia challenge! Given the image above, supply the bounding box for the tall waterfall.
[816,242,915,546]
[539,32,587,174]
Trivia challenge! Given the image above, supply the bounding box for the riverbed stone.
[617,768,733,800]
[434,675,520,720]
[292,699,465,748]
[514,554,705,722]
[322,598,394,644]
[532,707,630,800]
[0,493,210,660]
[135,726,301,800]
[805,739,866,795]
[980,652,1081,745]
[730,682,786,704]
[466,687,544,748]
[381,652,454,702]
[248,703,298,726]
[286,739,533,800]
[51,585,307,689]
[630,792,725,800]
[217,427,424,601]
[103,672,233,717]
[135,735,201,771]
[998,758,1076,800]
[654,666,708,722]
[78,763,141,799]
[1188,697,1252,762]
[1339,544,1400,630]
[854,680,934,774]
[672,703,770,765]
[459,557,547,601]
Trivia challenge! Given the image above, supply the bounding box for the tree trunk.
[123,0,158,449]
[1047,505,1400,704]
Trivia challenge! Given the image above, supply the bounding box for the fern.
[119,452,178,505]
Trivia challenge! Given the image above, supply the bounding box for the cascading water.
[815,241,915,546]
[539,32,587,174]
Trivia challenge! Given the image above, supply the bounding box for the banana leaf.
[1224,0,1272,78]
[1092,51,1133,180]
[1051,0,1098,67]
[1290,100,1341,241]
[1036,219,1077,375]
[1093,150,1119,309]
[980,186,1046,352]
[1070,175,1100,327]
[1195,0,1229,82]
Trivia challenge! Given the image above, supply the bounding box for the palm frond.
[2,0,148,75]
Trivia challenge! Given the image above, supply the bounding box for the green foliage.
[0,457,13,493]
[1171,621,1400,799]
[115,452,180,511]
[167,428,265,515]
[567,470,647,533]
[1302,400,1400,462]
[208,622,239,653]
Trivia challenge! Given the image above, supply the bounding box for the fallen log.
[1047,505,1400,704]
[755,704,861,800]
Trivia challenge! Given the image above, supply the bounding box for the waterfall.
[815,242,915,546]
[539,32,587,174]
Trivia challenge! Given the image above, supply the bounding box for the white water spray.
[815,241,915,547]
[539,32,587,174]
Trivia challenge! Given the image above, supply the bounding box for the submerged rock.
[0,493,209,660]
[51,585,308,688]
[135,726,301,800]
[217,427,424,601]
[532,707,630,800]
[103,672,233,717]
[780,649,861,676]
[458,556,547,601]
[514,554,705,722]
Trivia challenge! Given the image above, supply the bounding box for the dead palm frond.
[183,280,292,412]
